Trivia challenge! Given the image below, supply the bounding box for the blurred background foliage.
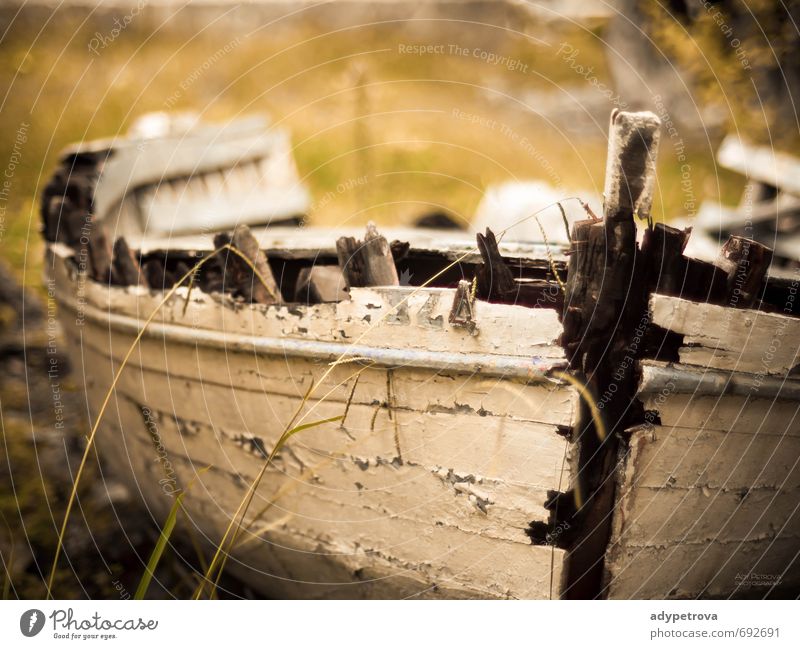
[3,1,787,290]
[640,0,800,146]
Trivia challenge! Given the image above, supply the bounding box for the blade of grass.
[533,215,566,293]
[135,467,209,599]
[550,369,606,511]
[134,491,184,600]
[185,522,209,576]
[181,268,198,317]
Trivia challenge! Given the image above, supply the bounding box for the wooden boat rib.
[43,111,800,599]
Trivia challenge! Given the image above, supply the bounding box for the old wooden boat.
[43,111,800,599]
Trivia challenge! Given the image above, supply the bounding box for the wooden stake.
[475,228,516,301]
[111,237,144,287]
[640,222,691,297]
[229,225,282,304]
[336,222,399,288]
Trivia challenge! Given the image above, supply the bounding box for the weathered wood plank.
[79,325,577,427]
[624,424,800,490]
[605,417,800,598]
[88,344,573,490]
[718,134,800,196]
[118,401,554,544]
[69,258,567,360]
[649,293,800,374]
[610,480,800,546]
[640,390,800,437]
[604,536,799,598]
[89,384,566,599]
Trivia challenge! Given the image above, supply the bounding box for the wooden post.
[640,222,691,297]
[716,235,773,308]
[336,222,399,288]
[111,237,144,287]
[229,225,282,304]
[560,110,661,600]
[562,110,661,367]
[603,108,661,223]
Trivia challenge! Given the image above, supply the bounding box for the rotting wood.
[40,155,98,246]
[475,228,517,301]
[560,219,607,365]
[142,258,170,291]
[475,228,563,310]
[87,222,113,283]
[636,223,694,361]
[222,224,282,304]
[336,222,400,288]
[294,266,348,304]
[715,235,774,308]
[46,195,87,247]
[560,109,661,600]
[634,220,728,307]
[640,222,691,297]
[111,237,144,287]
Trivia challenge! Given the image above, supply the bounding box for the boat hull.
[49,244,576,598]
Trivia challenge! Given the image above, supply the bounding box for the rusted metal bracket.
[448,279,477,333]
